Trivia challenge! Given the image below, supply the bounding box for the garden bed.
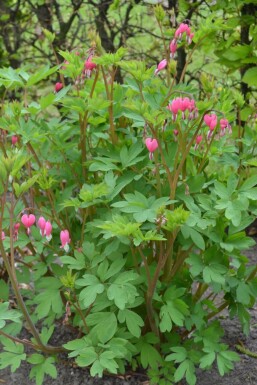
[1,242,257,385]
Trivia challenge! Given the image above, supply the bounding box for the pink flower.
[220,118,228,129]
[187,32,194,45]
[167,98,182,121]
[145,138,158,160]
[1,231,5,240]
[84,56,96,71]
[12,136,18,146]
[188,99,196,119]
[21,214,36,235]
[204,113,217,129]
[154,59,167,75]
[170,39,177,58]
[37,216,46,236]
[14,223,20,231]
[55,82,63,93]
[175,23,190,39]
[194,135,203,150]
[204,113,217,139]
[173,129,179,141]
[60,230,71,252]
[45,221,52,241]
[84,56,96,78]
[14,223,20,241]
[220,118,232,135]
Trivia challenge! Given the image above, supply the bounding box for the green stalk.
[101,66,117,144]
[154,151,162,197]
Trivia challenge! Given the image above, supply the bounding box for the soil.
[1,242,257,385]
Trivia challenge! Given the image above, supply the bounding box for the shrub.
[0,11,257,385]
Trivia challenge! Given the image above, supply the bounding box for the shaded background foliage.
[0,0,256,100]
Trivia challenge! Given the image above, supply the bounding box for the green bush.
[0,11,257,385]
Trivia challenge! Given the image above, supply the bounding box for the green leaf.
[92,313,117,344]
[0,302,22,329]
[203,264,226,285]
[239,175,257,191]
[166,347,187,363]
[199,352,216,369]
[236,282,252,305]
[242,67,257,87]
[60,253,85,270]
[140,343,162,369]
[99,352,119,373]
[0,280,9,301]
[188,227,205,250]
[174,360,188,382]
[13,175,39,198]
[107,281,138,310]
[63,338,89,357]
[221,232,255,252]
[217,350,239,376]
[160,299,189,332]
[27,65,59,86]
[75,348,98,367]
[104,258,126,280]
[118,309,144,337]
[0,67,24,88]
[79,283,105,308]
[93,47,127,66]
[29,356,57,385]
[0,338,26,372]
[90,360,104,377]
[39,93,55,109]
[34,278,63,318]
[76,274,100,286]
[214,181,230,199]
[27,354,45,365]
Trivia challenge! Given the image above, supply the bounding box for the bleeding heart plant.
[0,7,256,385]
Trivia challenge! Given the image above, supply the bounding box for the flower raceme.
[167,97,197,121]
[60,230,71,252]
[204,114,232,139]
[21,214,67,245]
[175,23,190,39]
[169,23,194,58]
[145,138,158,160]
[21,214,36,235]
[1,231,5,240]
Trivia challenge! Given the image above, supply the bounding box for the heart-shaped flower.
[45,221,53,241]
[37,216,46,236]
[145,138,158,153]
[145,138,158,160]
[21,214,36,234]
[60,230,71,252]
